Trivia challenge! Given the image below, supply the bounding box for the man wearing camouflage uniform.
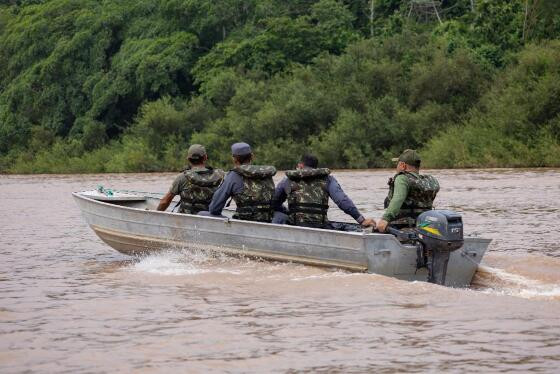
[200,142,277,222]
[157,144,225,214]
[376,149,440,233]
[272,154,375,229]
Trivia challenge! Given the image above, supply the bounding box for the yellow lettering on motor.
[423,226,442,236]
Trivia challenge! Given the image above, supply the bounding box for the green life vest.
[179,167,224,214]
[384,171,440,225]
[285,168,330,227]
[232,165,276,222]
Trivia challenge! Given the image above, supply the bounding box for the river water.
[1,169,559,373]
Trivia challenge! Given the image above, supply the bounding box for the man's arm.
[208,172,238,215]
[377,175,409,232]
[382,175,408,222]
[157,174,182,211]
[327,176,365,224]
[272,178,289,212]
[157,192,175,211]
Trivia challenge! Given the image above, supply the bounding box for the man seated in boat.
[376,149,440,233]
[156,144,225,214]
[271,154,376,230]
[199,142,277,223]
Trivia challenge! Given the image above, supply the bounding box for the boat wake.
[129,249,243,276]
[125,246,560,301]
[472,265,560,301]
[289,271,357,282]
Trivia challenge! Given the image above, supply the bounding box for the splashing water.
[128,247,560,301]
[130,249,244,276]
[473,265,560,300]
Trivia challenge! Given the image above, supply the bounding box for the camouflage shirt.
[382,171,440,225]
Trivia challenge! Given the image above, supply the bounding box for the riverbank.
[2,133,559,174]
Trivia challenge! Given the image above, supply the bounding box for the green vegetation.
[1,0,559,173]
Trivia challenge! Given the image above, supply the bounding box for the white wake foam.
[130,250,242,276]
[290,271,357,281]
[476,265,560,300]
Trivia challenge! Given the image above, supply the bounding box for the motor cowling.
[415,210,464,285]
[416,210,464,252]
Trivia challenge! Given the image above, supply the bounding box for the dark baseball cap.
[392,149,421,167]
[187,144,206,159]
[231,142,252,156]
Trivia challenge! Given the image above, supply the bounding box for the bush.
[423,41,560,168]
[2,0,560,172]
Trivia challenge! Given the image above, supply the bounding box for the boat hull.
[73,191,491,287]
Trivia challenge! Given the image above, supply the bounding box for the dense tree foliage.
[1,0,559,173]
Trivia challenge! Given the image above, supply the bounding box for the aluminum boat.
[73,189,491,287]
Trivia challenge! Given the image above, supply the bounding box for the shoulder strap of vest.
[233,164,276,178]
[285,168,330,180]
[288,202,329,213]
[397,171,417,178]
[184,168,224,186]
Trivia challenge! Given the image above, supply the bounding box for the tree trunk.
[369,0,375,38]
[523,0,529,42]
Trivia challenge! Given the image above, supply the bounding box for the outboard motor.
[388,210,464,285]
[416,210,464,284]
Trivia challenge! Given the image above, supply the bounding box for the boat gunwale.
[73,191,376,239]
[73,191,492,245]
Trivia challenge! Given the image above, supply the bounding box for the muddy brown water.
[1,169,559,373]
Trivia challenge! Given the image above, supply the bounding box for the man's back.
[177,166,224,214]
[273,168,367,228]
[284,167,330,227]
[230,165,276,222]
